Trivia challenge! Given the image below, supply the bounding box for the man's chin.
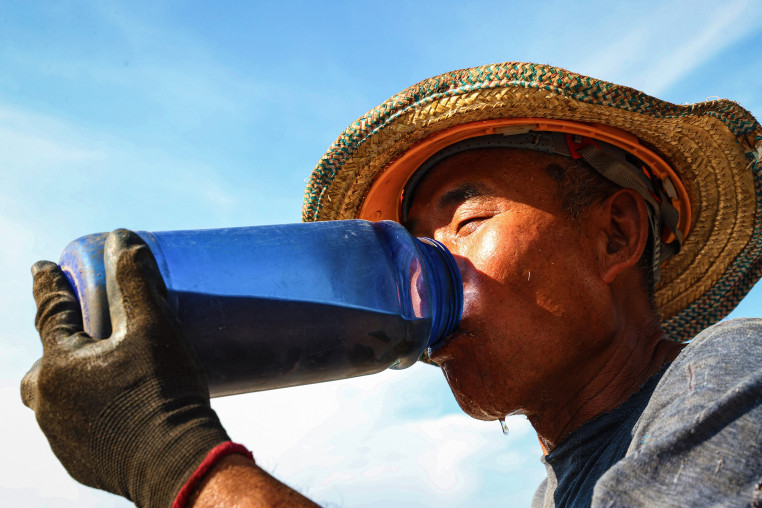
[456,398,507,421]
[433,330,516,420]
[447,382,510,421]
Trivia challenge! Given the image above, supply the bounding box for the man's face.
[406,149,616,421]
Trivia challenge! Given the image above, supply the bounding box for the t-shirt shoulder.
[591,317,762,507]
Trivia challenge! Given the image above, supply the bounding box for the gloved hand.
[20,229,230,507]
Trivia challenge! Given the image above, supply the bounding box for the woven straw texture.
[303,62,762,342]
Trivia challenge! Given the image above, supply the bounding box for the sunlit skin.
[188,148,685,505]
[405,149,684,451]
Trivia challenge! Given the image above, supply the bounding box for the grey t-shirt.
[532,318,762,507]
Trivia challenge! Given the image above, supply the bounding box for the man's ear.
[593,188,650,284]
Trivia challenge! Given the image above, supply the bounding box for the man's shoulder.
[590,317,762,506]
[635,317,762,435]
[665,317,762,390]
[683,317,762,357]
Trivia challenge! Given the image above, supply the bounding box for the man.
[21,62,762,506]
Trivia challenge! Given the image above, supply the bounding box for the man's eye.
[456,216,487,233]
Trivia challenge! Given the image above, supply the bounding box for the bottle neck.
[415,238,463,347]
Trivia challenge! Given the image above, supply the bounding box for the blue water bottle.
[59,220,463,397]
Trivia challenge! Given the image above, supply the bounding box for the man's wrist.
[173,441,255,508]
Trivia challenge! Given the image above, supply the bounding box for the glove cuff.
[172,441,255,508]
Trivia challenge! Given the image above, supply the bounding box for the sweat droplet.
[499,418,509,435]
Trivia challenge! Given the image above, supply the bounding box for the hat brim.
[303,62,762,342]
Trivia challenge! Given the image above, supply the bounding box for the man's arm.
[189,455,320,507]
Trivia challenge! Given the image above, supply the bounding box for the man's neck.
[530,319,684,454]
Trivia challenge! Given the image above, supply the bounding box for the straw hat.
[303,62,762,342]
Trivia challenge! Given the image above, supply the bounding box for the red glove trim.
[173,441,255,508]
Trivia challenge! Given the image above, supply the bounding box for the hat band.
[360,119,690,229]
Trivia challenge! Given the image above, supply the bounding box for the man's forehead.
[403,181,493,233]
[406,148,556,205]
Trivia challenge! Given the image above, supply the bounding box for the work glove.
[20,229,230,507]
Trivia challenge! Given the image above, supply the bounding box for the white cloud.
[1,363,544,507]
[3,4,260,121]
[211,366,545,507]
[0,386,131,507]
[635,1,759,95]
[573,0,762,95]
[0,106,105,172]
[0,101,257,233]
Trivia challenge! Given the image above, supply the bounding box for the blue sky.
[1,1,761,506]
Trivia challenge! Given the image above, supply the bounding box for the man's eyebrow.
[438,183,490,209]
[403,183,491,233]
